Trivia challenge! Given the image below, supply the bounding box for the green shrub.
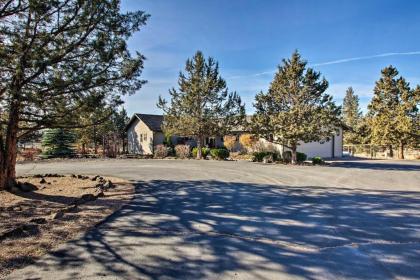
[175,145,191,158]
[252,152,266,162]
[281,151,306,163]
[192,147,210,158]
[297,152,307,162]
[252,151,280,162]
[210,148,229,160]
[312,156,325,165]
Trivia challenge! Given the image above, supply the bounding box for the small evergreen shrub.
[192,147,210,158]
[210,148,229,160]
[297,152,307,162]
[175,145,191,158]
[281,151,306,163]
[154,144,169,158]
[41,128,76,158]
[312,156,325,165]
[204,147,211,158]
[252,151,280,162]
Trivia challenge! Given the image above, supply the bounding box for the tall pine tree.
[158,51,245,159]
[342,87,362,145]
[252,51,341,164]
[368,66,419,159]
[0,0,148,189]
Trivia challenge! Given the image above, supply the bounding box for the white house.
[126,113,343,158]
[126,114,165,155]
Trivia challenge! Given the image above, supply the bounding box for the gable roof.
[126,114,164,132]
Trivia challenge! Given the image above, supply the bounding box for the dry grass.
[0,175,134,278]
[229,152,253,161]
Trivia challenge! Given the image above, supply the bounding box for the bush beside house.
[282,151,307,163]
[312,156,325,165]
[210,148,230,160]
[152,142,309,163]
[192,147,210,159]
[175,145,191,158]
[154,144,171,158]
[223,135,237,151]
[239,134,257,152]
[297,152,307,162]
[253,151,281,162]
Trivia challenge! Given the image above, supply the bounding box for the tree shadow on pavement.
[330,160,420,171]
[16,180,420,280]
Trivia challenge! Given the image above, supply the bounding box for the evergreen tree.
[112,107,130,142]
[0,0,148,189]
[75,106,129,154]
[42,129,76,157]
[252,51,341,164]
[158,51,245,159]
[368,66,419,159]
[342,87,362,145]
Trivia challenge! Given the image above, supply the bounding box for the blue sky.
[121,0,420,116]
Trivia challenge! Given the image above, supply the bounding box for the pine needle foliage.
[367,66,419,158]
[41,128,76,157]
[157,51,245,159]
[252,51,341,164]
[342,87,363,144]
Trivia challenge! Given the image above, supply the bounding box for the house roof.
[231,115,252,132]
[126,114,252,133]
[126,113,343,134]
[126,114,164,132]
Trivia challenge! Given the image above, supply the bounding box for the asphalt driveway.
[8,159,420,279]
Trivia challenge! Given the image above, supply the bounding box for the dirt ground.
[0,175,134,278]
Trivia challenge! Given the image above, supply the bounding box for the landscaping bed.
[0,174,134,278]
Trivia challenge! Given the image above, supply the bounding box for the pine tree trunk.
[291,144,297,165]
[0,149,5,190]
[93,125,97,154]
[0,106,20,190]
[196,135,202,159]
[398,143,405,159]
[388,145,394,158]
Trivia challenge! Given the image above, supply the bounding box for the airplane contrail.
[228,51,420,79]
[311,51,420,66]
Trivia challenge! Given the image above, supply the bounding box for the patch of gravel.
[0,175,134,278]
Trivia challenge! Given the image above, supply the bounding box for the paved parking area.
[9,159,420,279]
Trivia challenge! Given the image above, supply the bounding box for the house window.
[140,134,143,142]
[177,136,194,145]
[205,137,216,148]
